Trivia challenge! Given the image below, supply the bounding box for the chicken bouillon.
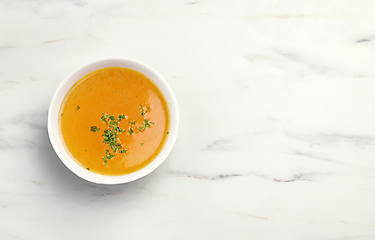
[59,67,170,176]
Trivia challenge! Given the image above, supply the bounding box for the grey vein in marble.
[204,137,237,152]
[41,38,74,44]
[356,37,374,43]
[285,131,375,147]
[0,46,15,49]
[0,81,19,91]
[169,171,322,183]
[12,111,47,130]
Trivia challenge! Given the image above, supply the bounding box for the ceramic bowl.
[48,57,179,184]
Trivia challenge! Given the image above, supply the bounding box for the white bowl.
[48,57,179,184]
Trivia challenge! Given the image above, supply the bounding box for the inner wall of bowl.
[50,58,178,184]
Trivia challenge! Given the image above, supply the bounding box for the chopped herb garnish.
[115,90,117,93]
[118,114,125,121]
[140,105,152,117]
[143,119,154,129]
[140,105,145,116]
[86,168,90,170]
[101,114,108,124]
[97,114,128,165]
[77,106,80,110]
[90,126,100,133]
[167,132,169,134]
[91,106,154,165]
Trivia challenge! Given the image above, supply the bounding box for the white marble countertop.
[1,0,375,239]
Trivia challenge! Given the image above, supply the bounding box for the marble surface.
[1,0,375,239]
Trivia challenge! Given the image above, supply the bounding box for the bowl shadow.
[37,123,158,203]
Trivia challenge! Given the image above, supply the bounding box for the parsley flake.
[90,126,100,133]
[140,105,145,116]
[143,119,154,129]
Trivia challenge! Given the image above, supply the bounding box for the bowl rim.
[47,56,179,184]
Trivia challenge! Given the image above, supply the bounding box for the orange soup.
[59,67,170,176]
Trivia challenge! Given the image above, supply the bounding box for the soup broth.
[59,67,170,176]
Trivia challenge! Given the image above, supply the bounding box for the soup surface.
[59,67,170,176]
